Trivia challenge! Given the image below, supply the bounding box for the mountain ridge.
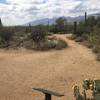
[25,13,100,26]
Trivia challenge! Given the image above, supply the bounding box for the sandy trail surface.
[0,34,100,100]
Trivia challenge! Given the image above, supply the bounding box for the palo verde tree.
[51,17,67,33]
[55,17,67,33]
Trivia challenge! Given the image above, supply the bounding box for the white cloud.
[7,0,47,4]
[71,0,100,15]
[0,0,100,25]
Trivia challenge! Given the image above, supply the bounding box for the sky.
[0,0,100,26]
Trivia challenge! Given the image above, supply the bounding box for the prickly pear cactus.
[73,79,100,100]
[83,79,94,90]
[93,80,100,100]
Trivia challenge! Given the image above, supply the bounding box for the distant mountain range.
[25,13,100,26]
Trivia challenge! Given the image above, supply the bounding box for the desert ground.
[0,34,100,100]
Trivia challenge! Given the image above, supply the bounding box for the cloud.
[0,0,100,25]
[70,0,100,15]
[6,0,48,4]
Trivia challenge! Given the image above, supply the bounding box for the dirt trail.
[0,34,100,100]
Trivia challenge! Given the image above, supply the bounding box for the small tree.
[55,17,67,33]
[50,17,67,33]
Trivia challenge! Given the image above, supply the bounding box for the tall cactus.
[85,12,87,25]
[0,18,3,27]
[29,24,32,32]
[47,18,49,32]
[74,21,77,35]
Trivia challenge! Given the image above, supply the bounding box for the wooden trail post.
[33,88,64,100]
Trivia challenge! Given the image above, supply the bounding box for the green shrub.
[0,27,14,47]
[88,28,100,54]
[0,37,6,47]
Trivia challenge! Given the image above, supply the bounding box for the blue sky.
[0,0,100,26]
[0,0,6,3]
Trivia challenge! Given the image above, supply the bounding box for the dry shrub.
[75,37,84,42]
[92,46,100,53]
[69,34,77,40]
[22,40,35,49]
[55,39,68,50]
[34,40,56,51]
[34,39,68,51]
[97,54,100,61]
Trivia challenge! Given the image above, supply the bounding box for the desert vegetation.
[0,12,100,58]
[0,11,100,60]
[1,0,100,99]
[71,12,100,61]
[0,18,68,51]
[0,12,100,100]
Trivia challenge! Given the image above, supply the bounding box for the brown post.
[45,93,51,100]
